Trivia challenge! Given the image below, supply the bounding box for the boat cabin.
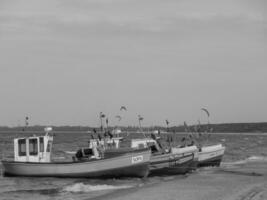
[88,137,123,149]
[14,128,53,163]
[131,138,161,153]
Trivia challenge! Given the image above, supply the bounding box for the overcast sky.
[0,0,266,127]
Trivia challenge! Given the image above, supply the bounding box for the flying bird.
[120,106,127,111]
[165,120,169,125]
[100,112,105,118]
[115,115,122,121]
[201,108,210,117]
[138,115,144,121]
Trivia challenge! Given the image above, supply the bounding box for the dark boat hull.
[149,152,195,176]
[198,154,224,167]
[2,150,150,178]
[188,159,198,171]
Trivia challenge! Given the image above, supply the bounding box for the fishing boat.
[193,108,225,167]
[130,138,198,175]
[88,136,198,175]
[1,128,151,178]
[197,144,225,167]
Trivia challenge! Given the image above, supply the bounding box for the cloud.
[0,0,266,125]
[0,0,266,35]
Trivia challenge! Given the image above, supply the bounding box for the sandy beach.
[100,160,267,200]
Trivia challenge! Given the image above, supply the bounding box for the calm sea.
[0,131,267,200]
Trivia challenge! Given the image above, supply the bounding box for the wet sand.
[97,161,267,200]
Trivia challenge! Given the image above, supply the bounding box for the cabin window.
[29,138,38,155]
[138,143,145,149]
[147,142,159,153]
[18,139,26,156]
[150,145,158,153]
[39,137,44,152]
[46,141,52,152]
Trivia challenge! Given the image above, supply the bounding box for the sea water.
[0,131,267,200]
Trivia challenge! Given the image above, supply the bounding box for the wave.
[222,155,267,167]
[221,160,247,166]
[247,156,267,162]
[62,183,134,193]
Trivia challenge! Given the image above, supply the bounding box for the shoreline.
[93,161,267,200]
[0,130,267,136]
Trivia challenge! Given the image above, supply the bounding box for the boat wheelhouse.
[14,128,53,163]
[88,137,123,150]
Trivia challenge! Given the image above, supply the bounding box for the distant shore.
[1,122,267,133]
[0,130,267,136]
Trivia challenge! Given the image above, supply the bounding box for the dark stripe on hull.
[149,158,194,176]
[3,162,149,178]
[149,154,195,176]
[198,155,223,167]
[188,160,198,171]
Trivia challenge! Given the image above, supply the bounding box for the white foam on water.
[62,183,134,193]
[221,160,247,169]
[247,156,267,162]
[222,155,267,168]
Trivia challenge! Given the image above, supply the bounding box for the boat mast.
[99,112,105,133]
[138,115,146,138]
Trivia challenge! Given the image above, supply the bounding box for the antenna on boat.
[23,116,29,131]
[44,127,53,136]
[201,108,210,124]
[165,119,169,132]
[201,108,211,144]
[118,106,127,134]
[138,115,146,138]
[183,121,198,146]
[99,112,106,133]
[106,118,109,131]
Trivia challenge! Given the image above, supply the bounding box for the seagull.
[115,115,122,121]
[120,106,127,111]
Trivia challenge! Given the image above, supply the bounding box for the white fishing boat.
[1,128,151,178]
[128,138,198,175]
[198,144,225,167]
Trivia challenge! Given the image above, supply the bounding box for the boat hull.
[149,152,195,176]
[198,154,224,167]
[2,150,150,178]
[170,145,199,171]
[198,144,225,167]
